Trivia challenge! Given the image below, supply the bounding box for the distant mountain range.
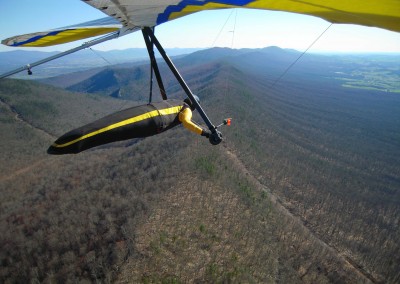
[33,46,400,97]
[0,48,203,79]
[2,46,399,87]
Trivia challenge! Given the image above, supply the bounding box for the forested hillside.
[0,48,399,283]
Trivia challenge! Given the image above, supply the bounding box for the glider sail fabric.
[48,100,183,154]
[84,0,400,33]
[1,17,121,47]
[2,0,399,48]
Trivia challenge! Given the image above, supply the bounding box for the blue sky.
[1,0,399,53]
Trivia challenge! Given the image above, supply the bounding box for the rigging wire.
[89,47,113,66]
[192,9,238,149]
[270,23,334,90]
[224,9,237,118]
[211,9,236,47]
[201,9,238,121]
[88,47,136,112]
[230,9,237,49]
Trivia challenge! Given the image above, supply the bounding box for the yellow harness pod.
[48,100,200,155]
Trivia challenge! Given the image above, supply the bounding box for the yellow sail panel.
[3,0,399,48]
[245,0,400,32]
[84,0,400,33]
[2,17,121,47]
[6,28,119,47]
[165,0,400,33]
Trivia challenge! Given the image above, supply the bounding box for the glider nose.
[47,144,63,155]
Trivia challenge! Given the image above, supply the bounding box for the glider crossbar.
[142,27,217,133]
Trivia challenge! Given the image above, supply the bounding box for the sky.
[0,0,399,54]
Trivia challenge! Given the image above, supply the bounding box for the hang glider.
[1,0,399,79]
[83,0,400,33]
[1,0,399,147]
[2,0,400,49]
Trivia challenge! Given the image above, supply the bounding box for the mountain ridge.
[0,48,399,282]
[39,46,400,96]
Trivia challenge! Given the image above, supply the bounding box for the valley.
[0,47,399,283]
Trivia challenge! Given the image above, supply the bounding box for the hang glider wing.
[83,0,400,33]
[2,0,399,49]
[1,17,123,47]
